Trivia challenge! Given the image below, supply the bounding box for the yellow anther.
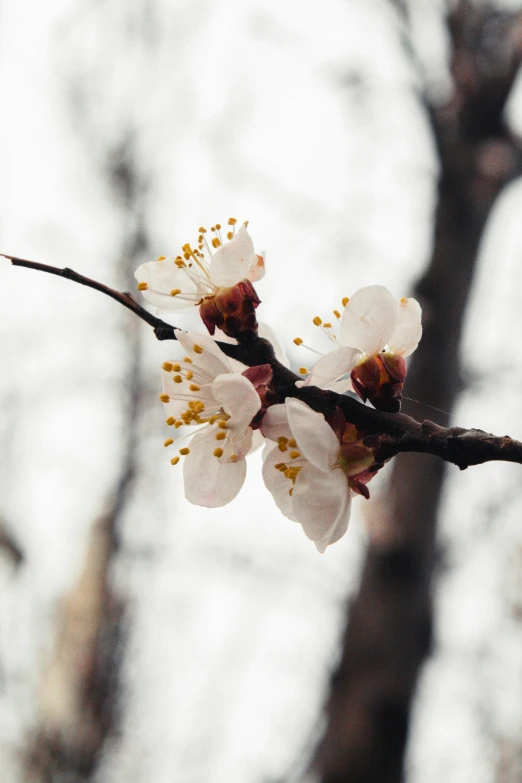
[333,309,341,319]
[228,217,237,225]
[243,220,249,228]
[323,322,332,329]
[186,370,194,380]
[137,281,148,291]
[215,431,227,441]
[277,436,288,444]
[217,420,228,429]
[160,393,170,402]
[230,454,239,462]
[213,448,224,458]
[194,401,205,413]
[289,450,301,460]
[342,297,349,307]
[189,383,201,392]
[278,442,288,452]
[166,416,175,425]
[313,316,322,326]
[293,337,303,346]
[215,223,221,230]
[162,362,173,372]
[179,447,190,456]
[184,357,193,363]
[170,289,181,297]
[172,364,181,372]
[288,439,297,447]
[289,487,294,496]
[175,259,186,268]
[199,226,206,233]
[157,255,166,261]
[227,232,233,240]
[164,438,174,447]
[274,462,286,470]
[173,375,183,383]
[193,344,203,354]
[174,420,183,428]
[211,237,221,248]
[299,367,309,375]
[170,456,180,465]
[400,297,407,304]
[209,415,218,424]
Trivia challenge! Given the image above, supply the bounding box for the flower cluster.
[136,221,422,552]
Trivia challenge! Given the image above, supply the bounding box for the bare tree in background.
[310,3,522,782]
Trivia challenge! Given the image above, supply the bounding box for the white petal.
[222,423,253,462]
[286,398,339,471]
[175,329,232,377]
[250,429,265,454]
[247,251,266,282]
[135,259,201,309]
[262,444,297,521]
[305,346,362,389]
[314,493,352,553]
[211,373,261,428]
[183,428,246,507]
[257,321,288,366]
[260,403,292,441]
[341,285,398,355]
[292,463,350,550]
[388,297,422,357]
[209,226,256,287]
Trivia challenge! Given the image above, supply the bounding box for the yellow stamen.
[137,281,148,291]
[342,297,349,307]
[166,416,175,426]
[179,447,190,456]
[289,450,301,459]
[199,226,206,233]
[333,309,341,319]
[289,487,293,496]
[228,217,237,225]
[400,297,408,303]
[164,439,174,447]
[172,364,181,372]
[323,322,332,329]
[230,454,239,462]
[174,421,183,428]
[213,448,224,458]
[184,357,193,363]
[173,375,182,384]
[162,362,173,372]
[278,443,288,452]
[313,316,322,326]
[157,255,166,261]
[186,370,193,380]
[227,232,233,240]
[160,393,170,402]
[170,456,180,465]
[274,462,286,470]
[218,420,228,429]
[293,337,303,346]
[216,431,227,441]
[288,439,297,447]
[189,383,200,392]
[193,344,203,354]
[170,288,181,297]
[299,367,309,375]
[211,237,221,248]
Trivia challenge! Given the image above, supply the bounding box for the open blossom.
[134,219,265,312]
[261,398,377,553]
[161,330,266,507]
[296,285,422,411]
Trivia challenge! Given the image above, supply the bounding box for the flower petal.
[303,346,362,390]
[247,252,266,282]
[175,329,232,377]
[341,285,398,355]
[292,463,350,551]
[388,297,422,357]
[209,226,256,287]
[183,428,246,507]
[134,258,200,309]
[286,398,339,471]
[262,443,297,521]
[260,403,292,442]
[211,373,261,429]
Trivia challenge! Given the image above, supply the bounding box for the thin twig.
[5,252,522,471]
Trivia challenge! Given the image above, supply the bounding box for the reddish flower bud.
[350,352,408,413]
[242,364,279,429]
[199,280,261,338]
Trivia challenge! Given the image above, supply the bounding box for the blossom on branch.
[134,219,265,338]
[161,330,268,507]
[296,285,422,411]
[261,398,378,553]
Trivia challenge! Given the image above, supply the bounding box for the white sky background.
[0,0,522,782]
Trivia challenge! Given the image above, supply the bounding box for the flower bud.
[199,280,261,338]
[241,364,279,429]
[350,352,407,413]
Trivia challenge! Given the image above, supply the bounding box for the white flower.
[296,285,422,392]
[134,220,265,312]
[162,330,262,507]
[262,398,353,553]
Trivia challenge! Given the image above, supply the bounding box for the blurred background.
[1,0,522,781]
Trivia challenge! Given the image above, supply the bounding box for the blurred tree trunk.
[310,3,522,782]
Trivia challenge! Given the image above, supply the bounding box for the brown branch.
[5,252,522,472]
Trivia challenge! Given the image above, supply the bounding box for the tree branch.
[5,252,522,472]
